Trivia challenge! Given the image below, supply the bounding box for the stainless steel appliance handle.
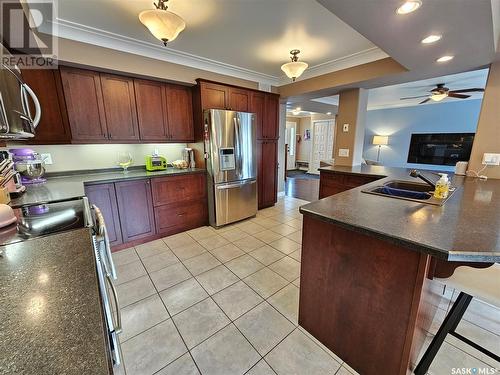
[92,205,117,280]
[0,93,9,134]
[22,83,41,128]
[233,116,242,177]
[216,180,256,190]
[106,273,122,334]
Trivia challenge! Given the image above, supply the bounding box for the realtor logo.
[0,0,58,68]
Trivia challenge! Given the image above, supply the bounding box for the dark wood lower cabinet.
[84,183,123,247]
[85,173,207,250]
[114,179,156,243]
[155,200,207,236]
[258,140,278,209]
[319,171,383,199]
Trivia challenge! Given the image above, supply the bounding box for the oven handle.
[92,205,117,280]
[106,273,122,334]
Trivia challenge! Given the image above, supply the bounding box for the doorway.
[285,121,297,171]
[308,119,335,174]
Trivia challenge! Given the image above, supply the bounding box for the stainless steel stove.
[0,197,92,246]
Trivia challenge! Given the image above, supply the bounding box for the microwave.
[0,44,41,139]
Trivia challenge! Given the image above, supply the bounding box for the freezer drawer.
[212,179,257,227]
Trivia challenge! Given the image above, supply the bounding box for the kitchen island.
[299,165,500,375]
[0,228,111,374]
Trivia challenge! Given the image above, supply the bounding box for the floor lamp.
[373,135,389,162]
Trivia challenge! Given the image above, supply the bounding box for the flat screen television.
[407,133,475,166]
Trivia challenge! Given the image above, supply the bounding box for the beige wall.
[57,37,259,89]
[334,89,368,166]
[468,61,500,179]
[1,143,187,173]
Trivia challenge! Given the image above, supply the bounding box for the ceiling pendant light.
[139,0,186,46]
[281,50,308,82]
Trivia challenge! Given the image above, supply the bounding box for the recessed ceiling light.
[421,34,442,44]
[326,112,332,115]
[296,107,301,111]
[396,1,422,15]
[436,55,454,63]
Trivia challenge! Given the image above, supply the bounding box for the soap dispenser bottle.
[434,173,450,199]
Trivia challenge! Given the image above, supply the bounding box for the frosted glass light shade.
[430,93,447,101]
[139,9,186,44]
[281,61,308,81]
[373,135,389,145]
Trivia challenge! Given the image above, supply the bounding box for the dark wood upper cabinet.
[199,82,228,110]
[258,140,278,208]
[60,67,108,142]
[134,79,169,141]
[21,69,71,144]
[164,84,194,141]
[250,91,265,140]
[263,94,279,139]
[84,183,123,247]
[115,179,155,243]
[100,73,139,141]
[228,88,249,112]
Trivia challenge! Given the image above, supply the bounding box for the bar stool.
[414,263,500,375]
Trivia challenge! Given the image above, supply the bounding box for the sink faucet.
[409,169,436,189]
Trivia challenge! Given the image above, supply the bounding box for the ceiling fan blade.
[450,88,484,93]
[419,98,431,104]
[448,93,470,99]
[400,95,430,100]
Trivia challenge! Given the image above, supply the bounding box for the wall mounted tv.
[407,133,475,166]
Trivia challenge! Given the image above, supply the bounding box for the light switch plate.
[40,153,53,165]
[482,153,500,166]
[343,124,349,132]
[339,148,349,157]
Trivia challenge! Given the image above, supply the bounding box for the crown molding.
[51,18,388,87]
[278,47,389,85]
[52,18,281,85]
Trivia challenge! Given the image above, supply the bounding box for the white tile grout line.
[114,218,338,374]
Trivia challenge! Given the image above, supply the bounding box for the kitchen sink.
[383,180,433,192]
[362,180,457,206]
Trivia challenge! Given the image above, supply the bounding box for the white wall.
[1,143,187,173]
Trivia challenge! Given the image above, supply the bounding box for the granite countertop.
[10,167,206,208]
[0,228,111,374]
[300,165,500,262]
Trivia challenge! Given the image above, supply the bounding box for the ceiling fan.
[400,83,484,104]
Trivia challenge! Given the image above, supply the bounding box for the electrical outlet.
[40,153,53,165]
[339,148,349,157]
[482,153,500,166]
[343,124,349,132]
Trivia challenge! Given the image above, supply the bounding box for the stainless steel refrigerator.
[204,109,257,227]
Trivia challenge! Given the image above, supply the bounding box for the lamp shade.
[373,135,389,145]
[139,8,186,45]
[281,61,308,81]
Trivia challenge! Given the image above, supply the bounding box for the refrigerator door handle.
[216,180,257,190]
[233,116,242,178]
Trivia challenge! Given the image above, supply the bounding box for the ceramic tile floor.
[112,196,500,375]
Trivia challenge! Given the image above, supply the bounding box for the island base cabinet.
[299,214,430,375]
[114,179,156,243]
